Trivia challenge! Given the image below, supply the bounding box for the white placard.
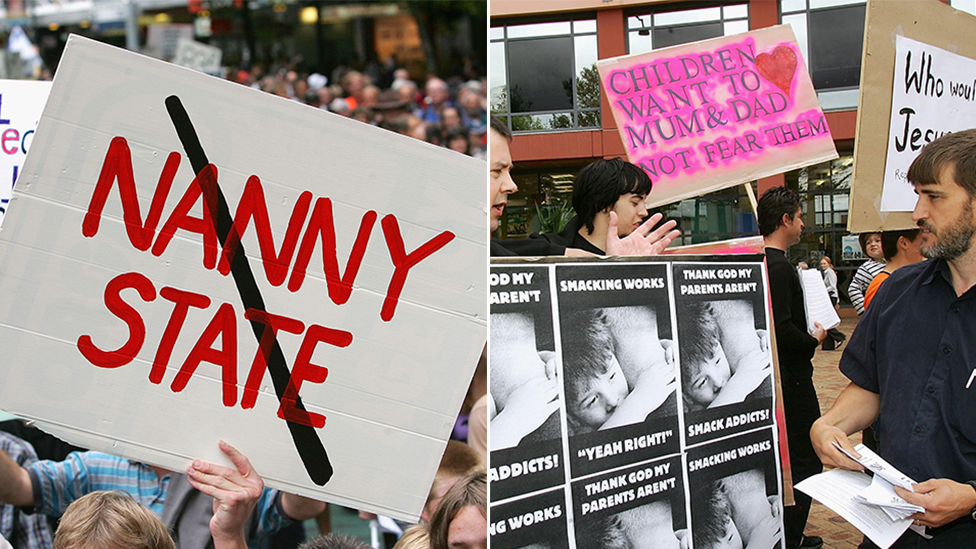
[0,35,486,522]
[0,79,51,226]
[174,38,222,76]
[881,36,976,212]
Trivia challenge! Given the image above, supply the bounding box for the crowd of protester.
[224,62,488,160]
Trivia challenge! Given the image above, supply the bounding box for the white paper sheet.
[800,269,841,331]
[796,469,912,549]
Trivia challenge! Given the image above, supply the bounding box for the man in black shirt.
[757,186,826,549]
[812,130,976,548]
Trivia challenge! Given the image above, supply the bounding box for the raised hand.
[606,211,681,256]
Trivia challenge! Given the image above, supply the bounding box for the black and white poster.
[490,266,566,501]
[489,256,783,549]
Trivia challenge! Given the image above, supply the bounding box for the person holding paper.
[757,186,826,549]
[0,440,326,549]
[819,256,847,351]
[811,130,976,548]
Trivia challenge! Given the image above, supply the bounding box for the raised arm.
[184,440,326,549]
[606,212,680,256]
[809,382,879,470]
[0,448,33,508]
[185,441,262,549]
[279,493,326,522]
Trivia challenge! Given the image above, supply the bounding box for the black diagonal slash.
[165,95,333,486]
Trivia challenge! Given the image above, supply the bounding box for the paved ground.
[804,315,865,549]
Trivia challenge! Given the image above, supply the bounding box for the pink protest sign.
[598,25,837,207]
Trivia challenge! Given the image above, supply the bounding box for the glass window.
[654,185,758,246]
[653,22,725,50]
[508,37,574,112]
[807,5,865,89]
[495,166,583,238]
[781,0,866,94]
[627,3,749,54]
[491,15,600,133]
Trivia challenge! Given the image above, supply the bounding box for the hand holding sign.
[187,440,265,549]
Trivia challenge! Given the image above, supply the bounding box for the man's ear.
[780,212,791,228]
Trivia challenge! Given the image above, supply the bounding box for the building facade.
[490,0,970,307]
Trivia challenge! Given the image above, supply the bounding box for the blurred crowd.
[226,63,488,159]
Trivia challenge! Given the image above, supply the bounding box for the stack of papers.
[834,443,924,520]
[795,443,926,549]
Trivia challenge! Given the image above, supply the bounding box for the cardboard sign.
[174,38,222,76]
[488,257,785,549]
[849,0,976,232]
[0,36,486,521]
[879,36,976,211]
[0,79,51,226]
[597,25,837,207]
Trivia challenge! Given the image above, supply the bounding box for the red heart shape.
[755,46,797,96]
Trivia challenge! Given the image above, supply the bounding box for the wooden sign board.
[0,36,487,522]
[849,0,976,233]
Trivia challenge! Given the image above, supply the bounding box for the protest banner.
[597,25,837,208]
[489,256,784,549]
[0,35,487,521]
[0,79,51,226]
[848,0,976,233]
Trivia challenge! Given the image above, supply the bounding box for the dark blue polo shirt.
[841,258,976,484]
